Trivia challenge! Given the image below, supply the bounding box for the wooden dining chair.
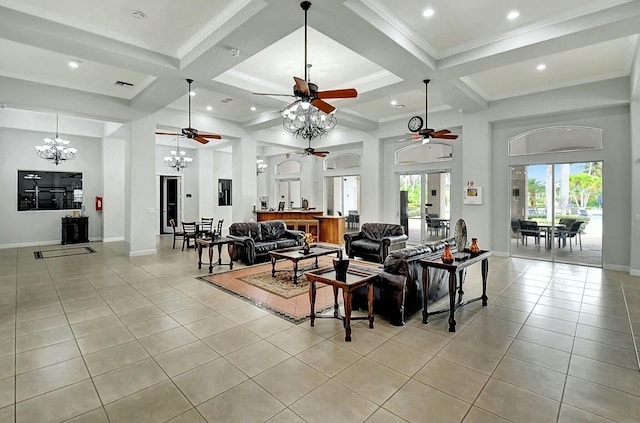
[200,217,214,237]
[212,219,224,239]
[169,219,184,250]
[181,221,197,250]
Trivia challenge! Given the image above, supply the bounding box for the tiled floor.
[0,237,638,423]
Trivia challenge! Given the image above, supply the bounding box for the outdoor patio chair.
[562,220,583,251]
[519,220,544,246]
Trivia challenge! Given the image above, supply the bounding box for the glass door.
[510,162,602,266]
[161,176,180,234]
[399,172,451,244]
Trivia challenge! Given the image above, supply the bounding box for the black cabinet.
[61,217,89,244]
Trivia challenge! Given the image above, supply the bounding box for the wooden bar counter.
[254,210,323,221]
[315,216,345,245]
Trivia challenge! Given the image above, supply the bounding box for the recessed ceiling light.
[206,105,213,111]
[250,106,257,111]
[68,60,81,69]
[390,99,398,106]
[423,8,435,17]
[536,63,547,71]
[507,10,519,20]
[189,91,196,97]
[132,10,146,19]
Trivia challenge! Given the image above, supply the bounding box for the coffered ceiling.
[0,0,638,146]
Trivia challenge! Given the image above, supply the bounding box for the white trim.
[0,240,59,249]
[128,249,157,257]
[103,237,125,242]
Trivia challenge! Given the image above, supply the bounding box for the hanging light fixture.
[35,115,77,165]
[256,159,267,174]
[164,137,193,171]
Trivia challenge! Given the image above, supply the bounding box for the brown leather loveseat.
[353,238,465,326]
[227,221,303,265]
[344,223,408,263]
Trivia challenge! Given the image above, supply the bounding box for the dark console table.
[61,217,89,244]
[419,249,490,332]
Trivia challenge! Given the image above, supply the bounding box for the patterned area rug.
[238,271,314,299]
[35,246,96,259]
[198,257,338,323]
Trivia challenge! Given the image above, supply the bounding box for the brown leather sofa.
[227,221,303,265]
[352,238,465,326]
[344,223,408,263]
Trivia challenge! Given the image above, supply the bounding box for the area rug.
[198,256,339,323]
[35,246,96,259]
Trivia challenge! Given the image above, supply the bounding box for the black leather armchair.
[227,221,303,265]
[344,223,408,263]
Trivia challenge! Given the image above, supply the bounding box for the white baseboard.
[128,249,157,257]
[0,240,59,250]
[103,237,125,242]
[603,263,630,273]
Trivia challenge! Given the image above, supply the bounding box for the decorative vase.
[303,243,310,254]
[469,238,481,255]
[333,258,349,282]
[441,244,454,264]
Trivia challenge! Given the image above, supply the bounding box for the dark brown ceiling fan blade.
[155,132,181,136]
[313,151,329,157]
[294,77,310,96]
[316,88,358,99]
[311,98,335,114]
[192,136,210,145]
[432,134,458,140]
[198,133,222,139]
[430,129,451,137]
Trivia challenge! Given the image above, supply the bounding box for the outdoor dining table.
[537,223,566,249]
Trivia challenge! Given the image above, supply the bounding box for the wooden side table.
[196,237,234,273]
[419,250,490,332]
[305,264,377,341]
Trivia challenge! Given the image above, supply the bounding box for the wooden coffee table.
[305,264,377,341]
[269,244,341,284]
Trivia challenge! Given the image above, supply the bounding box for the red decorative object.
[441,244,454,264]
[470,238,481,255]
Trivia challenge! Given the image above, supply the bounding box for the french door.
[510,162,602,266]
[398,172,450,244]
[160,176,180,234]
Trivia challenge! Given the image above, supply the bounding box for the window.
[18,170,83,211]
[508,126,603,156]
[396,143,453,165]
[218,179,232,206]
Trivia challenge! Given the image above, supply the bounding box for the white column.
[360,133,382,223]
[102,137,125,242]
[630,100,640,275]
[231,136,257,222]
[461,113,492,246]
[198,149,215,218]
[124,116,157,256]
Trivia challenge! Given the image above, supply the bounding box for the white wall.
[491,106,631,269]
[0,127,103,247]
[102,137,125,242]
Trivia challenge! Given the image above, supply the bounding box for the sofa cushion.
[254,241,276,254]
[350,239,380,254]
[361,223,405,242]
[261,221,287,241]
[383,244,434,274]
[229,222,262,241]
[275,239,299,249]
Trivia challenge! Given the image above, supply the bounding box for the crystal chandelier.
[164,138,192,171]
[35,115,77,165]
[256,159,267,174]
[282,100,337,140]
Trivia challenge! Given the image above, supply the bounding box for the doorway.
[510,162,602,266]
[160,176,180,234]
[399,172,450,244]
[325,175,360,217]
[276,178,301,209]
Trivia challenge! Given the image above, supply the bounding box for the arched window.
[275,159,301,175]
[395,143,453,165]
[508,126,603,156]
[325,153,360,170]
